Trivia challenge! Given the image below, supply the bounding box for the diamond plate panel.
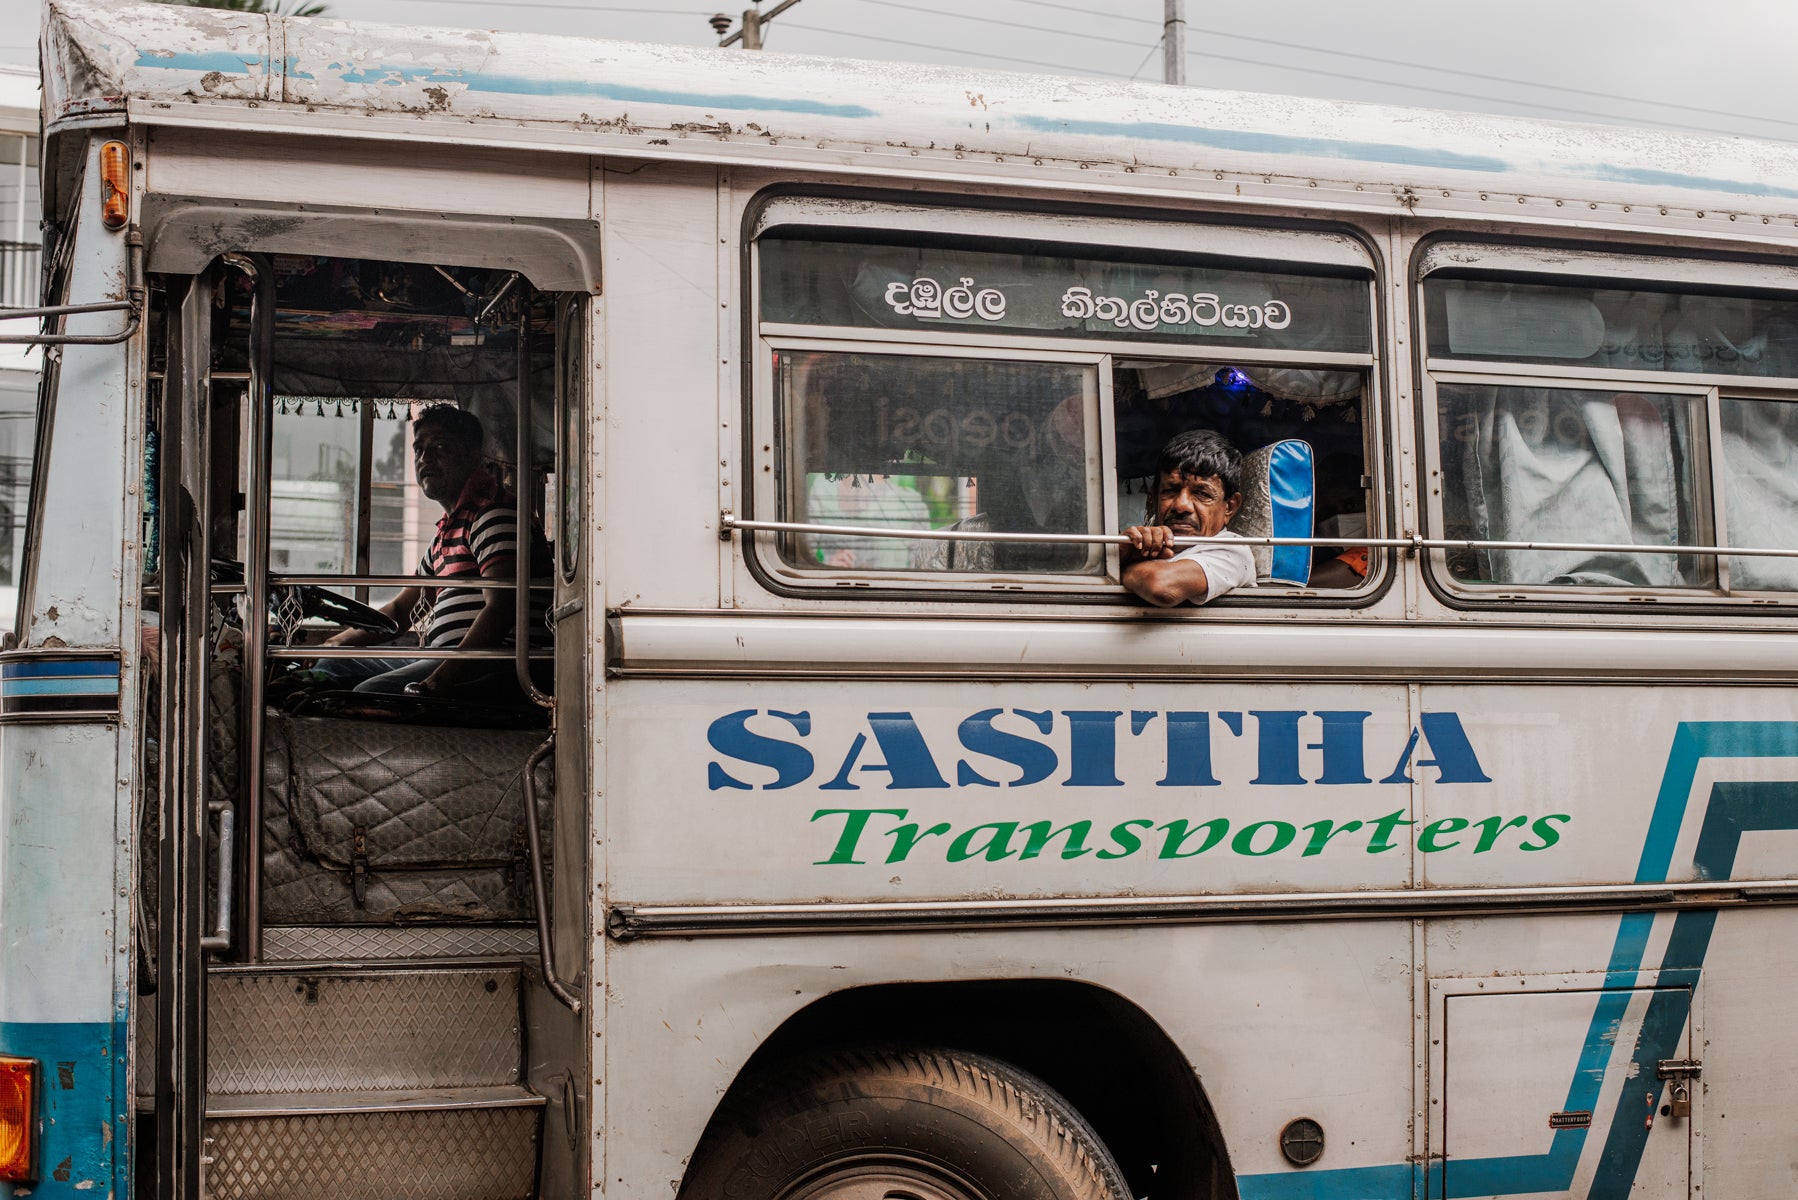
[261,925,537,962]
[209,969,521,1093]
[206,1106,540,1200]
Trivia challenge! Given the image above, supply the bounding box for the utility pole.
[712,0,804,50]
[1163,0,1186,84]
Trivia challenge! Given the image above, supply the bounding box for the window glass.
[1719,396,1798,591]
[779,350,1101,575]
[1427,278,1798,378]
[1435,383,1705,588]
[762,236,1371,354]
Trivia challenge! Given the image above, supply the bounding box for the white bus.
[3,2,1797,1198]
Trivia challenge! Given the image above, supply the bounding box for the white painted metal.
[15,4,1798,1200]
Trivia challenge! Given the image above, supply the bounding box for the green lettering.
[1301,819,1364,857]
[1097,819,1153,859]
[1365,808,1414,854]
[1017,820,1094,861]
[1232,820,1297,856]
[812,808,908,865]
[1418,816,1470,853]
[1470,814,1528,853]
[1519,814,1571,851]
[947,822,1021,862]
[1158,818,1230,859]
[884,820,954,863]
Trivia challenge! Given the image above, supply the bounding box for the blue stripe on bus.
[0,1020,126,1199]
[1238,721,1798,1200]
[0,678,121,698]
[1,660,120,679]
[131,50,874,117]
[1009,115,1511,174]
[128,49,314,81]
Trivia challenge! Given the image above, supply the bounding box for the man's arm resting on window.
[1121,556,1214,607]
[1120,526,1216,607]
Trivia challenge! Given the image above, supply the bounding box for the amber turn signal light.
[100,140,131,230]
[0,1055,37,1184]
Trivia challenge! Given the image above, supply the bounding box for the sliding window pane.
[779,350,1101,575]
[1436,384,1705,587]
[1719,397,1798,591]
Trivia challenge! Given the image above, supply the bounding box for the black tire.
[679,1047,1132,1200]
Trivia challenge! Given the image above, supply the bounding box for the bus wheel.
[679,1047,1130,1200]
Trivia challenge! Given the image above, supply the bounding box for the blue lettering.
[1061,710,1125,787]
[707,709,812,791]
[1311,711,1373,785]
[957,708,1058,787]
[820,712,950,791]
[1157,712,1221,787]
[1250,710,1306,785]
[1380,712,1494,784]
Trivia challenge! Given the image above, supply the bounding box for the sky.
[4,0,1798,144]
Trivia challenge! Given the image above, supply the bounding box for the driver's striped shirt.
[417,466,551,649]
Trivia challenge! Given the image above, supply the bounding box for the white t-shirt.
[1172,530,1257,603]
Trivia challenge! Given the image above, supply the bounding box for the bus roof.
[42,0,1798,223]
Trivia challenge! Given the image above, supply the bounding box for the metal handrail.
[266,646,553,660]
[722,514,1798,561]
[0,232,144,346]
[271,573,555,589]
[515,289,555,711]
[522,735,580,1012]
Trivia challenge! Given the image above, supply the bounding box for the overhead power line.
[853,0,1793,136]
[779,21,1137,78]
[375,0,712,12]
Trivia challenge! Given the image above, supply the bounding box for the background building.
[0,62,40,624]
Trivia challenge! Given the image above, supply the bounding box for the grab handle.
[199,801,235,952]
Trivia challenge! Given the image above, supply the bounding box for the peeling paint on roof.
[41,0,1798,216]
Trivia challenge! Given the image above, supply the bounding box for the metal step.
[204,1087,544,1200]
[261,924,537,963]
[208,966,523,1095]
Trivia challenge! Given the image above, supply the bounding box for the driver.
[1120,429,1256,606]
[315,404,549,698]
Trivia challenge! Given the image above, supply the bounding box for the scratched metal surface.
[42,0,1798,220]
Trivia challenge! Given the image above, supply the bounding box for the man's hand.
[1122,523,1177,564]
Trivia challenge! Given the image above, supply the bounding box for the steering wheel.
[210,559,401,636]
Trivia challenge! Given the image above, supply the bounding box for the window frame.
[743,198,1387,604]
[1416,239,1798,610]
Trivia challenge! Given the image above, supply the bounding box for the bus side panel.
[602,922,1417,1200]
[0,721,128,1198]
[599,163,725,612]
[0,133,137,1199]
[23,135,132,649]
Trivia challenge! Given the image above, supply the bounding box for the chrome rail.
[226,252,274,961]
[515,287,554,712]
[0,231,144,346]
[721,513,1798,560]
[609,877,1798,939]
[522,735,580,1012]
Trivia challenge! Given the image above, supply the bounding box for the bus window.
[1718,395,1798,591]
[1434,383,1705,588]
[778,349,1102,576]
[753,214,1380,596]
[1422,256,1798,600]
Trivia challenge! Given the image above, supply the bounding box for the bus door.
[143,250,588,1200]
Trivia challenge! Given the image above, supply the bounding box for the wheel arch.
[691,978,1239,1200]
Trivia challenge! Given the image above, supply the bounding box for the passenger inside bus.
[1113,362,1372,590]
[1119,429,1254,606]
